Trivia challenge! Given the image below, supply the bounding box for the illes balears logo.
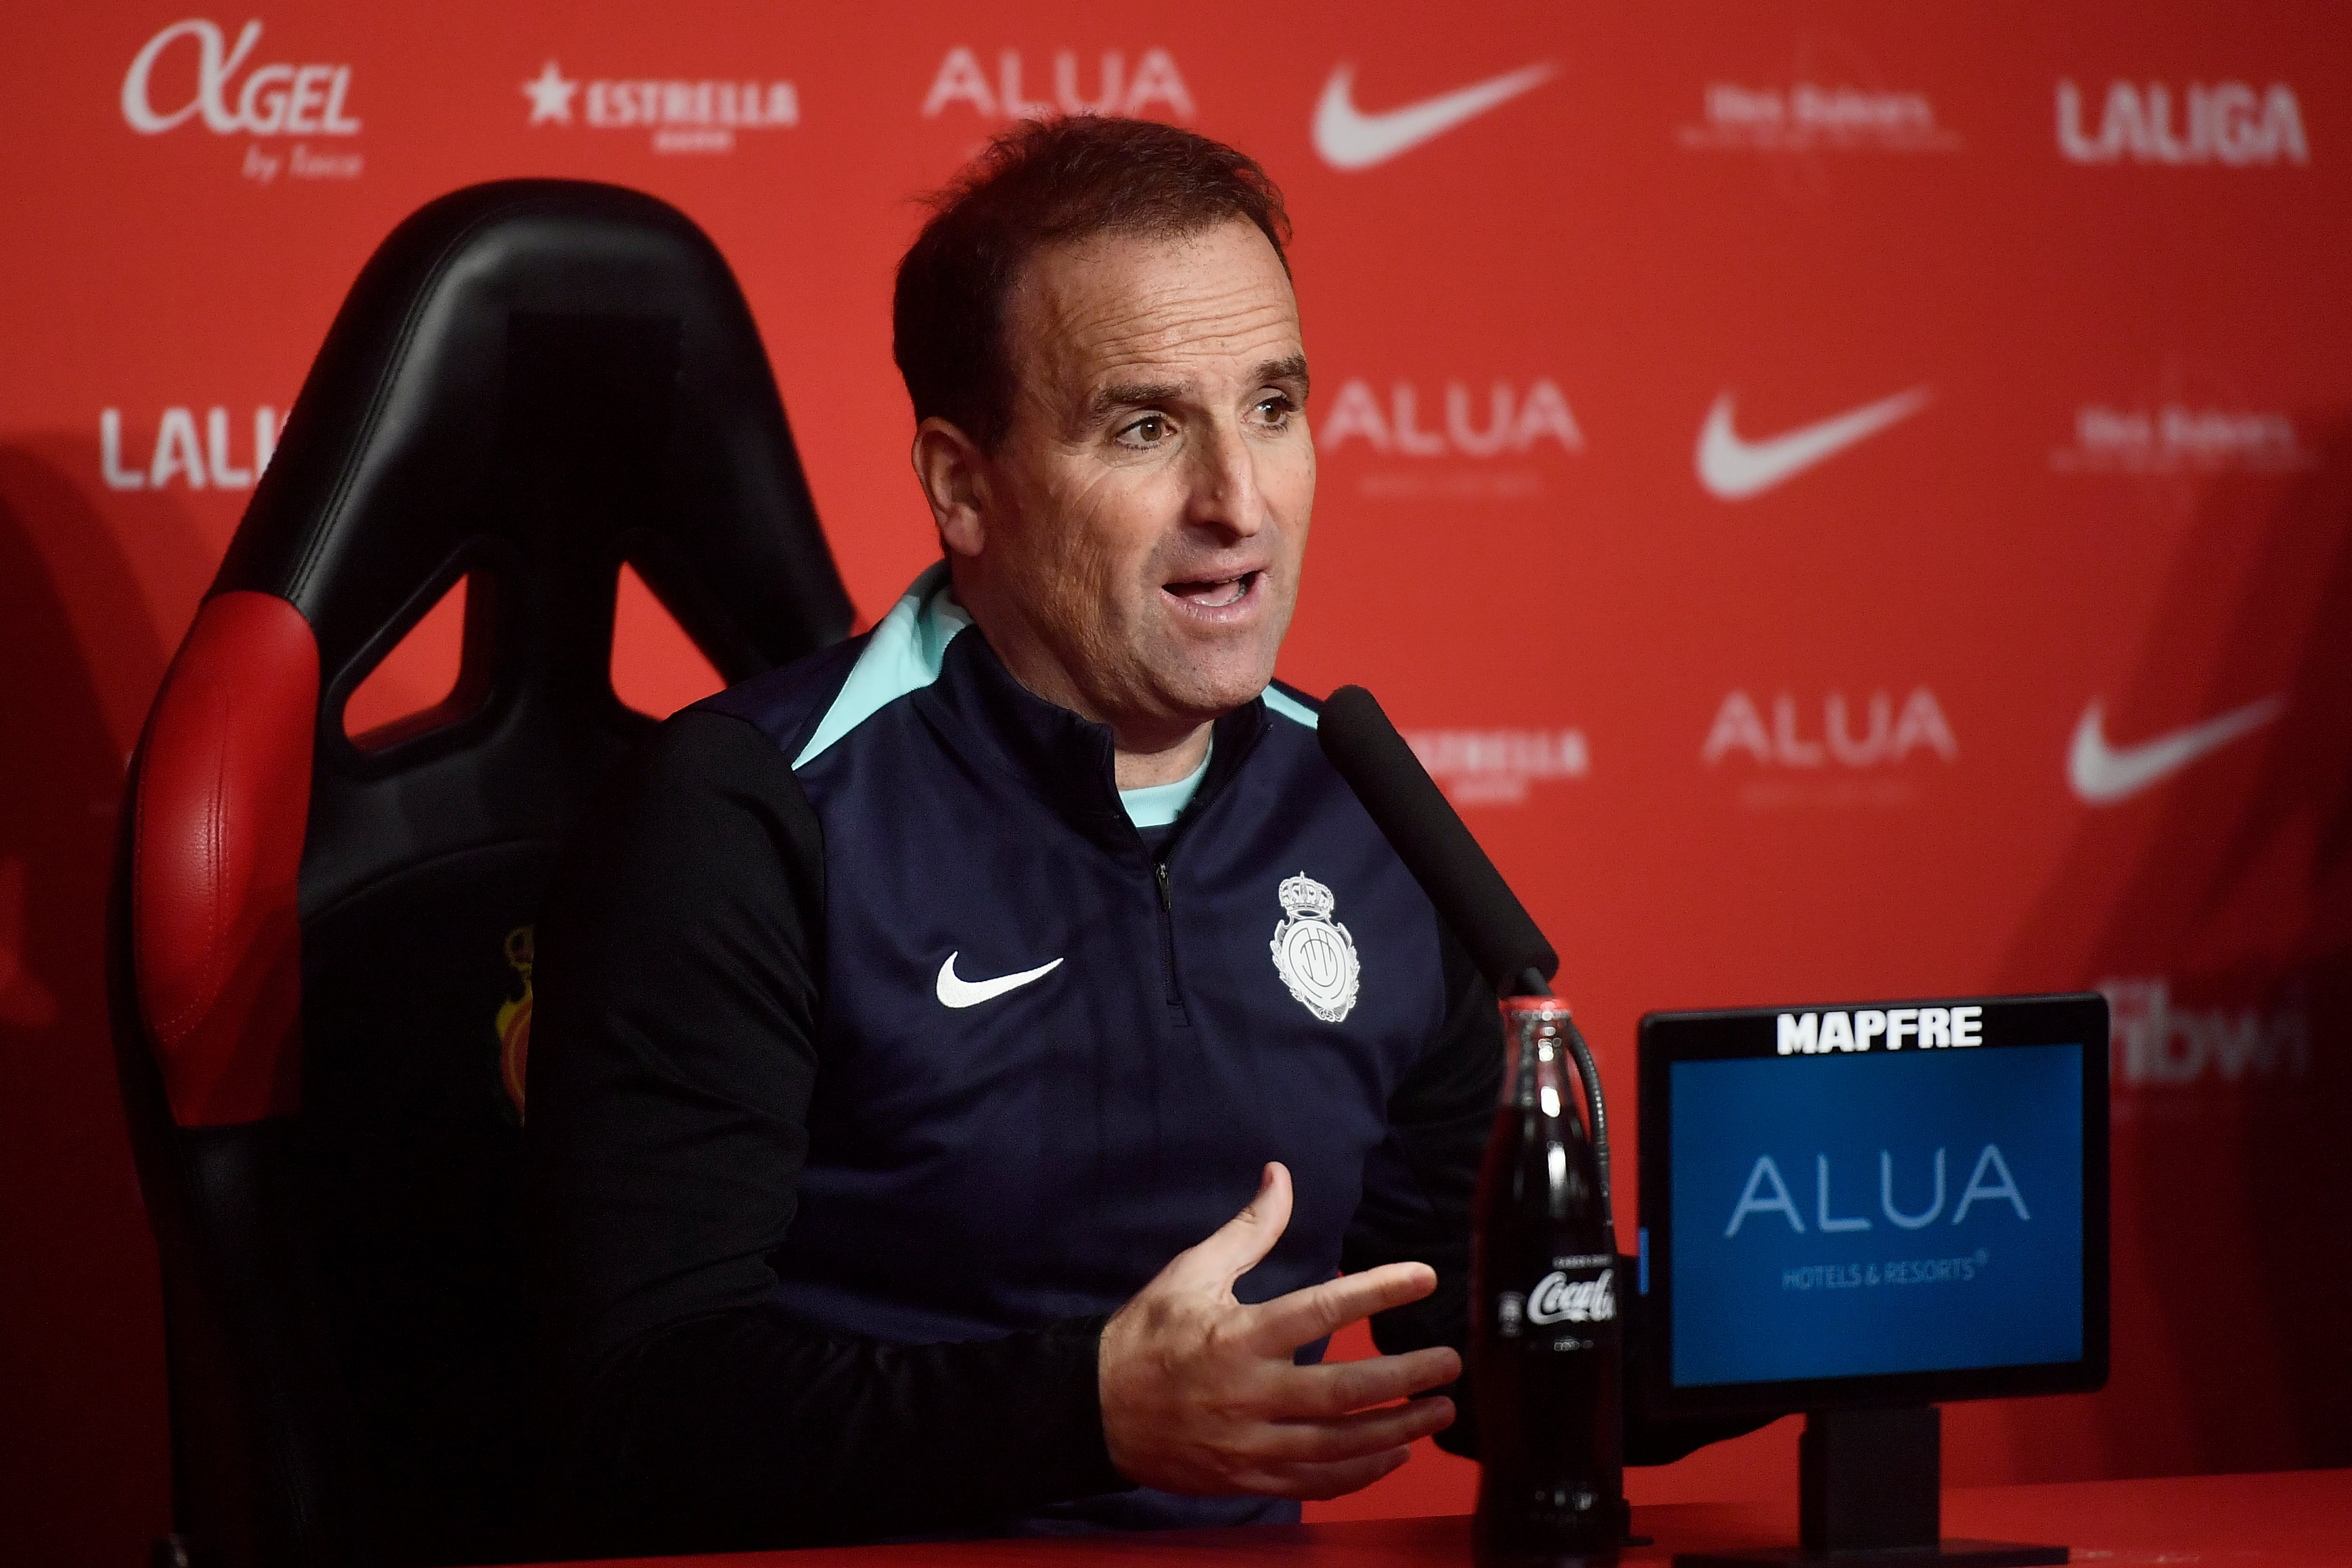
[1679,80,1959,154]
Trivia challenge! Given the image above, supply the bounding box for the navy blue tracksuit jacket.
[527,565,1500,1554]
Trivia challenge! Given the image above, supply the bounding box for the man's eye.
[1118,414,1169,446]
[1255,394,1296,426]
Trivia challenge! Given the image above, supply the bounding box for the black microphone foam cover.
[1317,685,1559,996]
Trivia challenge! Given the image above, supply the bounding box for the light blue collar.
[1120,740,1213,829]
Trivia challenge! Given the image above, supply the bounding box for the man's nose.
[1185,419,1266,537]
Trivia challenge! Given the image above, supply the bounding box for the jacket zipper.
[1153,859,1185,1011]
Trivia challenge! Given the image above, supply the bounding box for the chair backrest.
[108,179,852,1568]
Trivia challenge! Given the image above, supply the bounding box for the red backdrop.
[4,5,2349,1562]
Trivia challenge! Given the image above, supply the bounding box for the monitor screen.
[1637,994,2108,1417]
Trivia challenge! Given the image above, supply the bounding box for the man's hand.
[1097,1162,1461,1500]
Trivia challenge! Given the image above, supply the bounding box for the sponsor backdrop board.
[3,3,2348,1561]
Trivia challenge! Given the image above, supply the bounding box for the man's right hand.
[1097,1161,1461,1500]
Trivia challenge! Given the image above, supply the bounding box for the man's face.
[970,220,1313,743]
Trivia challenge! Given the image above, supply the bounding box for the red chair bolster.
[135,590,318,1126]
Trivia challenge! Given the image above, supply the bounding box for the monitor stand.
[1675,1407,2067,1568]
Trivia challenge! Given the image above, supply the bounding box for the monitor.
[1637,993,2108,1419]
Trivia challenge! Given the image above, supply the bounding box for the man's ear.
[912,417,990,559]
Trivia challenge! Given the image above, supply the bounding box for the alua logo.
[1316,379,1585,458]
[1725,1146,2030,1236]
[922,47,1194,121]
[1526,1267,1615,1325]
[521,62,799,155]
[1269,873,1359,1023]
[2057,80,2308,166]
[122,19,359,137]
[1702,689,1958,768]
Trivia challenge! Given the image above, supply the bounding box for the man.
[527,115,1501,1554]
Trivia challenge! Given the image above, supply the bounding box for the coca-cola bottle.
[1471,996,1624,1568]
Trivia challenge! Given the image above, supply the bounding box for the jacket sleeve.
[525,709,1128,1555]
[1338,923,1502,1458]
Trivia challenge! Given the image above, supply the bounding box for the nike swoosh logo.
[2068,695,2286,805]
[1695,386,1933,500]
[1313,61,1556,170]
[935,952,1064,1009]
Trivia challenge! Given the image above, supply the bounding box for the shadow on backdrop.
[0,437,210,1568]
[2001,421,2352,1480]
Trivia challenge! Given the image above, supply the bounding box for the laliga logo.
[1725,1146,2029,1236]
[2057,80,2306,166]
[122,20,359,137]
[101,406,283,491]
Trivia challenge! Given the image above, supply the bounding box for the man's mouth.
[1163,571,1260,611]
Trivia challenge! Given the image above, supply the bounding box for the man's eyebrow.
[1255,354,1310,394]
[1089,380,1188,421]
[1086,357,1311,422]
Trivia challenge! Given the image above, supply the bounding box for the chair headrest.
[224,178,849,914]
[130,181,855,1122]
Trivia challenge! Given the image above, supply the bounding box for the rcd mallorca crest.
[1270,872,1360,1022]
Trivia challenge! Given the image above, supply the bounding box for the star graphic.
[521,61,579,125]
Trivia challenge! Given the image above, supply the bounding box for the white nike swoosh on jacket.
[2067,696,2286,805]
[1312,61,1555,170]
[935,952,1064,1009]
[1695,386,1933,500]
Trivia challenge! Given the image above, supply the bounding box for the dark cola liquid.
[1471,1006,1623,1568]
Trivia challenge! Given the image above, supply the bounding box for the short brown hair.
[892,116,1292,452]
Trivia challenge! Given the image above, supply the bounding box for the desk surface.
[567,1468,2352,1568]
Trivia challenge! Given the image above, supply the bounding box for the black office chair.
[107,179,853,1568]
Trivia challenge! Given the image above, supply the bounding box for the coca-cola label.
[1526,1266,1615,1324]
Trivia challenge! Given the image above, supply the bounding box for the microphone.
[1317,682,1612,1221]
[1316,685,1558,998]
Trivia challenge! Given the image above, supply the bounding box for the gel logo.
[1724,1146,2028,1236]
[922,47,1193,121]
[123,19,360,137]
[2057,80,2306,166]
[101,406,284,492]
[1778,1006,1982,1055]
[1702,689,1957,767]
[1316,379,1584,457]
